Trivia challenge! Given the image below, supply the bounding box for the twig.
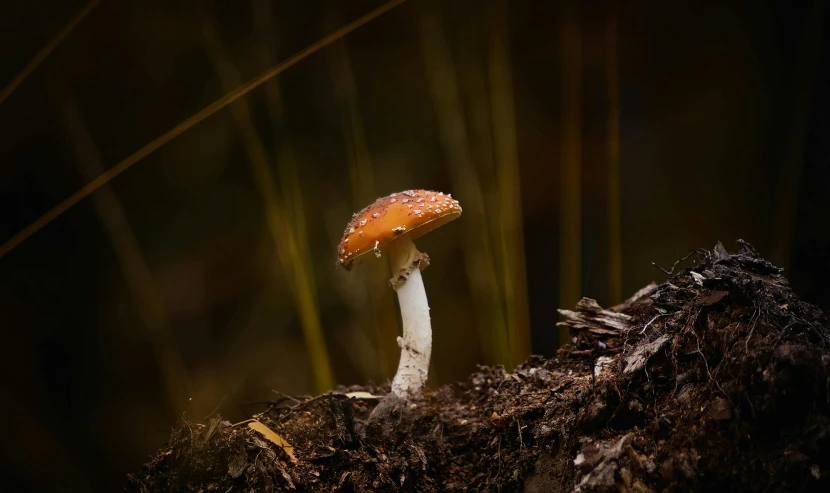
[651,250,698,276]
[745,392,756,419]
[744,303,761,352]
[692,327,734,408]
[203,396,228,420]
[640,314,668,334]
[772,320,802,351]
[271,390,302,406]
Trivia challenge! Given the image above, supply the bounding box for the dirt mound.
[127,241,830,492]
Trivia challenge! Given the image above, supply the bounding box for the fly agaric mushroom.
[337,189,462,400]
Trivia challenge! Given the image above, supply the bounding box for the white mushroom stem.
[388,236,432,400]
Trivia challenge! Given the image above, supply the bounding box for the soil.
[126,241,830,492]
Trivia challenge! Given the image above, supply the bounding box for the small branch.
[651,250,699,276]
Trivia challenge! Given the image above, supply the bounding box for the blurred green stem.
[559,0,583,346]
[417,9,512,368]
[770,1,825,271]
[57,89,193,411]
[198,4,334,393]
[323,8,399,379]
[489,0,532,365]
[606,0,623,305]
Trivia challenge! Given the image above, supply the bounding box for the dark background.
[1,0,828,491]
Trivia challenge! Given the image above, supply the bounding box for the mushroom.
[337,189,462,400]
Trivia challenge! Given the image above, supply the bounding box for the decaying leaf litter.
[127,241,830,492]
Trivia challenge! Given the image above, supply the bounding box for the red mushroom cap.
[337,189,462,270]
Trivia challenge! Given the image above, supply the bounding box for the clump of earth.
[127,241,830,492]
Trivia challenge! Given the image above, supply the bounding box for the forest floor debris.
[127,241,830,492]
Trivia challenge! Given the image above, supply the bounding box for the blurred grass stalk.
[417,10,506,367]
[323,8,398,379]
[418,6,530,369]
[254,3,334,389]
[5,393,90,491]
[489,0,532,365]
[770,1,825,272]
[57,91,193,411]
[0,0,408,262]
[559,0,583,346]
[606,0,622,305]
[198,5,334,393]
[0,0,102,106]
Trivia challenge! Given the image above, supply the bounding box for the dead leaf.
[701,291,728,306]
[248,421,296,461]
[228,451,247,478]
[624,334,670,375]
[706,397,732,420]
[344,391,384,400]
[202,415,221,443]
